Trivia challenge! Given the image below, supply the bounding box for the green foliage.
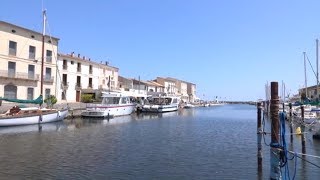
[81,94,93,103]
[44,95,57,108]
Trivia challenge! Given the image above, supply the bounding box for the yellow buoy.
[296,127,302,135]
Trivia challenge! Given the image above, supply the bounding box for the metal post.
[257,102,263,179]
[270,82,281,180]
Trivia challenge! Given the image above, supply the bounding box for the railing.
[75,83,82,89]
[61,82,69,89]
[0,70,39,81]
[46,56,52,63]
[44,76,54,83]
[9,48,16,56]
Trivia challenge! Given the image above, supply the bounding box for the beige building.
[187,82,197,103]
[166,77,189,102]
[0,21,59,101]
[155,77,177,95]
[57,53,119,102]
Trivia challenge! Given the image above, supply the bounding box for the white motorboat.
[81,92,136,118]
[141,96,180,113]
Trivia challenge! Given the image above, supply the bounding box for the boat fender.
[39,114,43,122]
[296,127,301,135]
[58,111,61,118]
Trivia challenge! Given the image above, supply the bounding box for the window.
[89,78,92,88]
[61,92,66,100]
[71,61,74,65]
[45,89,50,99]
[63,59,67,70]
[46,50,52,62]
[29,46,36,59]
[9,41,17,56]
[27,88,34,100]
[8,62,16,78]
[4,84,17,99]
[45,67,52,80]
[28,65,35,79]
[77,63,81,72]
[63,74,68,86]
[89,65,93,74]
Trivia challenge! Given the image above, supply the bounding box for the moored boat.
[141,96,180,113]
[81,92,136,118]
[0,106,68,127]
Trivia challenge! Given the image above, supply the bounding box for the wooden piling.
[270,82,281,180]
[301,105,304,123]
[257,102,262,133]
[289,103,292,119]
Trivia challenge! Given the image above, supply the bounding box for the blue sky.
[1,0,320,101]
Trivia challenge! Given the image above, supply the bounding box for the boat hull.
[81,104,136,118]
[0,109,68,127]
[141,104,179,113]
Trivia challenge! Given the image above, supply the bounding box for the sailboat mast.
[304,52,308,98]
[40,10,46,99]
[317,39,319,100]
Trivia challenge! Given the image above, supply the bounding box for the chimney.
[78,54,80,58]
[89,58,91,61]
[83,56,86,60]
[71,52,74,57]
[105,61,109,66]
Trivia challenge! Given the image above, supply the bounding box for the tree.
[44,95,57,109]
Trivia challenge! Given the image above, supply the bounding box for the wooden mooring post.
[300,105,306,154]
[257,102,263,179]
[270,82,281,180]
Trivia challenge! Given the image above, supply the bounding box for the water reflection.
[0,122,65,135]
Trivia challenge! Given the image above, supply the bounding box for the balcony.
[61,82,69,90]
[63,65,68,70]
[0,70,39,81]
[44,76,54,83]
[46,56,52,63]
[75,82,82,90]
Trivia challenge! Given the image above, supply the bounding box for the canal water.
[0,104,319,179]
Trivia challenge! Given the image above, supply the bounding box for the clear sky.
[1,0,320,101]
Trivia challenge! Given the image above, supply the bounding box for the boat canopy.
[0,95,43,105]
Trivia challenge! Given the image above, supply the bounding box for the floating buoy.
[296,127,302,135]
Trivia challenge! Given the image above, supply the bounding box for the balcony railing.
[61,82,69,90]
[75,83,82,90]
[46,56,52,63]
[63,65,68,70]
[44,76,54,83]
[0,70,39,81]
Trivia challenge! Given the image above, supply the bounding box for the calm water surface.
[0,104,319,179]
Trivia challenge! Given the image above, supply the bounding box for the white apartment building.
[0,21,58,101]
[57,53,119,102]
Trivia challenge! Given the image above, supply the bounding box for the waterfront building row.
[0,20,198,104]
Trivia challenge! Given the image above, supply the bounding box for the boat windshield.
[152,98,172,105]
[102,97,121,105]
